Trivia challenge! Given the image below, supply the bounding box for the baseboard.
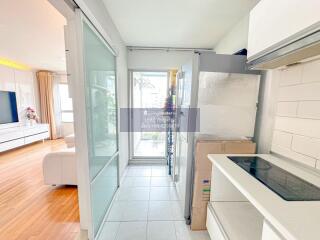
[74,229,88,240]
[129,159,167,165]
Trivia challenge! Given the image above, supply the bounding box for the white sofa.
[43,148,77,186]
[64,134,75,148]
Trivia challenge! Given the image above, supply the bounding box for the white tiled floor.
[98,165,211,240]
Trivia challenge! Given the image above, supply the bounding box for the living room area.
[0,0,80,239]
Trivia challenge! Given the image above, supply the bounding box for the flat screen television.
[0,91,19,124]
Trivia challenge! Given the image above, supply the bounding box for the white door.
[129,71,169,162]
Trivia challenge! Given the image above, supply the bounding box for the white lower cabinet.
[206,203,227,240]
[206,161,289,240]
[0,124,49,152]
[24,132,50,144]
[0,139,25,152]
[0,129,24,143]
[262,221,284,240]
[207,202,264,240]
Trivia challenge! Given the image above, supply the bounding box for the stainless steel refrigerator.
[173,52,261,223]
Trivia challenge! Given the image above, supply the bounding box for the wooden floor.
[0,140,80,240]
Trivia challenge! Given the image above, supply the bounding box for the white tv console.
[0,124,50,153]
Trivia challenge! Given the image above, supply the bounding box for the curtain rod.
[127,46,214,52]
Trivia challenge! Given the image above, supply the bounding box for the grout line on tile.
[113,221,121,240]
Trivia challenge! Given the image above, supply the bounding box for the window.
[58,83,74,122]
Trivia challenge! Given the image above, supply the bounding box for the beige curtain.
[36,71,57,140]
[169,69,178,88]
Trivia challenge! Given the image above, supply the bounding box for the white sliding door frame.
[73,10,119,240]
[49,1,123,239]
[57,4,120,239]
[128,69,169,164]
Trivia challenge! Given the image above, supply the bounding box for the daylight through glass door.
[131,71,168,159]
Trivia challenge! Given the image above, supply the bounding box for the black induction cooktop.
[228,156,320,201]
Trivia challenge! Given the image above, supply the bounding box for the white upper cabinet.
[247,0,320,60]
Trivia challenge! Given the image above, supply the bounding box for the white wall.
[0,65,38,128]
[74,0,129,177]
[128,49,193,70]
[214,15,249,54]
[271,58,320,169]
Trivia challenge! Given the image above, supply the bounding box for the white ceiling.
[102,0,259,48]
[0,0,66,71]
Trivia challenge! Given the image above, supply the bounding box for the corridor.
[98,165,210,240]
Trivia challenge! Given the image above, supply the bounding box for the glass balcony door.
[129,71,168,161]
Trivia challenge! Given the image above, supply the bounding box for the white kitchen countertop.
[208,154,320,240]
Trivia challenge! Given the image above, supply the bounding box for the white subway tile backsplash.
[302,59,320,83]
[277,102,298,117]
[271,59,320,170]
[271,144,317,167]
[279,65,302,86]
[274,117,320,139]
[297,101,320,119]
[291,135,320,159]
[278,83,320,101]
[272,130,292,149]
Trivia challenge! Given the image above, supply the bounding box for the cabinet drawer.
[23,127,47,137]
[206,205,227,240]
[0,130,24,143]
[0,139,25,152]
[24,132,49,144]
[23,128,36,136]
[262,220,283,240]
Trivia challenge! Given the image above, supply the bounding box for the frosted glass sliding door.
[67,9,119,239]
[83,19,118,238]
